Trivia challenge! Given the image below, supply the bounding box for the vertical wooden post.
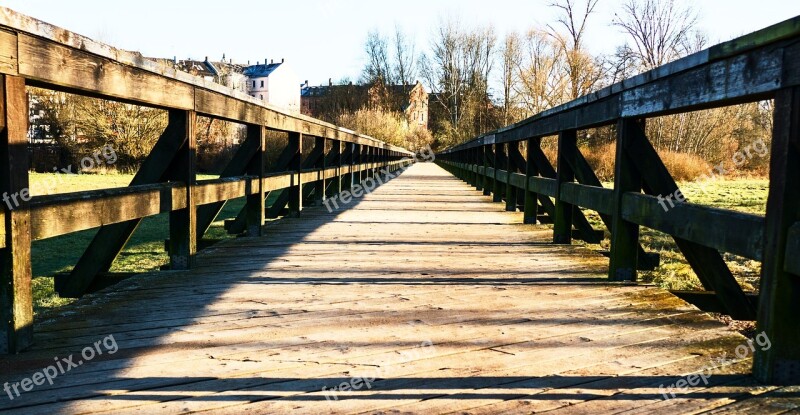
[754,87,800,384]
[524,137,540,224]
[492,144,504,202]
[474,147,483,192]
[483,145,492,196]
[505,142,518,212]
[287,132,302,216]
[327,140,342,198]
[0,75,32,353]
[553,130,576,244]
[245,124,265,237]
[313,137,326,204]
[609,119,643,281]
[168,110,197,270]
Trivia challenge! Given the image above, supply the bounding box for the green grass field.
[28,173,769,315]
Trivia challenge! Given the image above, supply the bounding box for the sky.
[2,0,799,88]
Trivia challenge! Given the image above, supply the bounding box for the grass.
[29,172,244,314]
[583,178,768,292]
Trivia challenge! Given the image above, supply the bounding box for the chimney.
[270,59,273,64]
[329,78,332,86]
[281,58,284,63]
[204,56,209,62]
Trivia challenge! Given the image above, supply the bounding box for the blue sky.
[2,0,799,88]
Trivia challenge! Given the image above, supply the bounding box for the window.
[260,80,264,88]
[260,94,263,100]
[252,80,256,88]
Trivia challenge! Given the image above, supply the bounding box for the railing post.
[754,87,800,384]
[609,119,643,281]
[327,140,342,198]
[168,110,197,270]
[505,142,518,212]
[553,130,576,244]
[313,136,326,205]
[492,144,504,202]
[0,75,33,353]
[474,147,483,192]
[245,124,265,237]
[287,132,302,216]
[483,145,492,196]
[524,137,540,224]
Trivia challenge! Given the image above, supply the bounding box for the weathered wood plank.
[786,222,800,275]
[0,75,31,353]
[560,182,613,215]
[0,29,17,75]
[621,193,765,260]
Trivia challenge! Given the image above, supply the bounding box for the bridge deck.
[1,163,796,414]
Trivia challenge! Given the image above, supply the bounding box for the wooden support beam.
[60,109,191,298]
[504,143,518,211]
[609,119,643,281]
[313,137,326,204]
[623,118,756,320]
[554,130,577,244]
[754,86,800,384]
[326,140,342,198]
[167,110,197,270]
[523,138,540,224]
[483,145,493,196]
[670,290,759,315]
[0,75,32,353]
[195,126,263,237]
[245,124,265,237]
[492,144,504,202]
[287,132,302,216]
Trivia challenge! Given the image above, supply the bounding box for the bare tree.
[515,29,568,115]
[613,0,699,71]
[363,30,392,85]
[548,0,603,100]
[500,31,522,125]
[393,25,417,88]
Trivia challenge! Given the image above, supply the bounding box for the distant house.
[300,80,429,129]
[244,60,301,114]
[174,57,248,92]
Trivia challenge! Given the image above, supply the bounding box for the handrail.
[436,15,800,385]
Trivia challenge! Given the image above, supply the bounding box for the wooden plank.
[529,177,556,197]
[0,29,17,75]
[670,290,759,314]
[30,184,183,240]
[754,86,800,384]
[621,193,765,260]
[18,34,194,110]
[0,75,31,353]
[560,183,613,215]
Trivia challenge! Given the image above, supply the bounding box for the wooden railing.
[0,8,414,354]
[437,16,800,384]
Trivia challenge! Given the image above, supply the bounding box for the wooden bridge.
[1,7,799,414]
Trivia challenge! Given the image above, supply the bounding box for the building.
[244,60,301,114]
[173,56,248,92]
[300,80,429,129]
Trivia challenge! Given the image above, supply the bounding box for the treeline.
[361,0,771,177]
